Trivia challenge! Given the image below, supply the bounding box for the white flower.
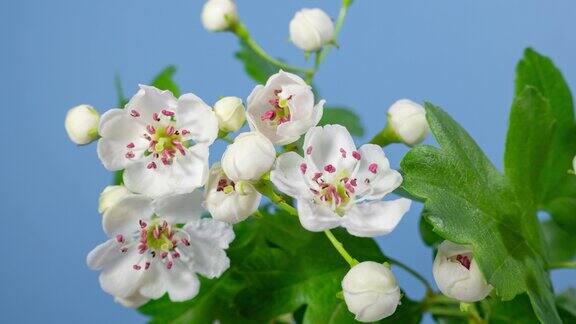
[97,85,218,198]
[87,192,234,304]
[433,240,492,302]
[342,261,401,322]
[99,185,132,214]
[221,131,276,181]
[270,124,411,237]
[65,104,100,145]
[387,99,429,146]
[205,163,261,224]
[214,96,246,132]
[289,8,334,52]
[246,70,324,145]
[114,292,150,308]
[201,0,238,32]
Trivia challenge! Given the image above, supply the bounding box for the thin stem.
[387,256,433,291]
[231,22,312,75]
[254,179,298,216]
[549,261,576,270]
[317,0,353,66]
[426,307,467,318]
[324,230,359,267]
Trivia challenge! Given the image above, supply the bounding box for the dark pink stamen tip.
[139,220,147,228]
[166,126,175,136]
[368,163,378,174]
[181,238,190,246]
[161,252,168,259]
[300,163,307,174]
[166,261,173,270]
[125,151,135,159]
[145,262,151,270]
[161,109,175,117]
[121,247,128,253]
[306,146,313,155]
[324,164,336,173]
[456,255,471,270]
[181,129,190,136]
[147,162,157,169]
[350,178,357,187]
[133,265,141,270]
[146,125,156,135]
[130,110,140,117]
[340,148,347,158]
[126,142,135,149]
[116,234,124,243]
[352,151,361,160]
[152,113,160,122]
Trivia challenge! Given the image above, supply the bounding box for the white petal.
[297,199,342,232]
[138,262,166,300]
[342,198,411,237]
[270,152,311,199]
[153,191,204,224]
[164,262,201,302]
[177,93,218,145]
[87,239,121,270]
[123,144,209,198]
[267,70,308,88]
[115,293,150,308]
[354,144,403,200]
[303,125,357,175]
[99,249,147,298]
[102,194,154,237]
[126,85,178,125]
[183,218,234,278]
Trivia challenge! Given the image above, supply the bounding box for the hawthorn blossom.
[387,99,429,146]
[221,131,276,181]
[270,124,411,237]
[342,261,401,322]
[97,85,218,198]
[87,192,234,304]
[433,240,492,302]
[213,96,246,132]
[65,104,100,145]
[246,70,324,145]
[289,8,334,52]
[205,163,261,224]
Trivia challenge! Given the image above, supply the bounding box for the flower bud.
[433,240,492,302]
[64,104,100,145]
[387,99,429,146]
[221,132,276,181]
[289,8,334,52]
[205,163,261,224]
[214,96,246,132]
[98,185,132,214]
[342,261,401,322]
[201,0,238,32]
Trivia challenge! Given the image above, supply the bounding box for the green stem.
[386,256,433,291]
[231,22,312,75]
[549,261,576,270]
[324,230,359,267]
[426,307,467,318]
[369,123,400,147]
[254,179,298,216]
[317,0,353,66]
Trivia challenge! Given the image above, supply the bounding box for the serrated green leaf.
[235,40,279,84]
[513,49,576,232]
[320,107,365,137]
[151,65,181,97]
[400,104,561,323]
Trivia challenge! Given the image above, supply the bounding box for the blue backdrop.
[1,0,574,323]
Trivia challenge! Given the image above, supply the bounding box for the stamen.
[166,261,173,270]
[324,164,336,173]
[456,255,471,270]
[165,126,175,136]
[161,109,175,117]
[152,113,160,122]
[116,234,124,243]
[139,220,147,228]
[126,142,135,149]
[130,110,140,117]
[340,148,347,158]
[261,110,276,121]
[312,172,323,182]
[368,163,378,174]
[125,151,135,159]
[146,125,156,135]
[352,151,361,160]
[300,163,307,174]
[133,265,141,270]
[306,146,313,155]
[121,247,128,253]
[147,162,157,169]
[181,238,190,246]
[145,262,151,270]
[181,129,190,136]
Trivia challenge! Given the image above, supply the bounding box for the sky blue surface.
[1,0,575,323]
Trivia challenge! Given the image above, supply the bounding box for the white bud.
[205,163,261,224]
[221,131,276,181]
[572,155,576,174]
[342,261,401,322]
[64,104,100,145]
[98,185,132,214]
[201,0,238,32]
[214,96,246,132]
[387,99,429,146]
[433,240,492,302]
[289,8,334,52]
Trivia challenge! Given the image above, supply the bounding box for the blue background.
[1,0,574,323]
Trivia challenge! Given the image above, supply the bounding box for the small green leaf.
[151,65,181,97]
[235,40,279,84]
[114,73,129,108]
[542,220,576,264]
[319,107,365,137]
[419,208,444,248]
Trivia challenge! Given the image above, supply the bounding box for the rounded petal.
[270,152,311,199]
[354,144,403,200]
[87,239,121,270]
[103,194,154,237]
[99,249,147,298]
[115,292,150,308]
[177,93,218,145]
[164,263,201,302]
[303,124,357,175]
[126,85,178,125]
[221,132,276,181]
[97,109,147,170]
[183,218,234,278]
[153,191,205,224]
[342,198,411,237]
[123,144,209,198]
[297,199,342,232]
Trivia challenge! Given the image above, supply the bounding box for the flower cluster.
[63,1,497,322]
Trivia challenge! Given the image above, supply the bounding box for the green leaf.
[400,104,561,323]
[114,73,129,108]
[319,107,365,137]
[512,48,576,231]
[235,40,279,84]
[419,208,444,248]
[557,288,576,322]
[542,220,576,264]
[151,65,181,97]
